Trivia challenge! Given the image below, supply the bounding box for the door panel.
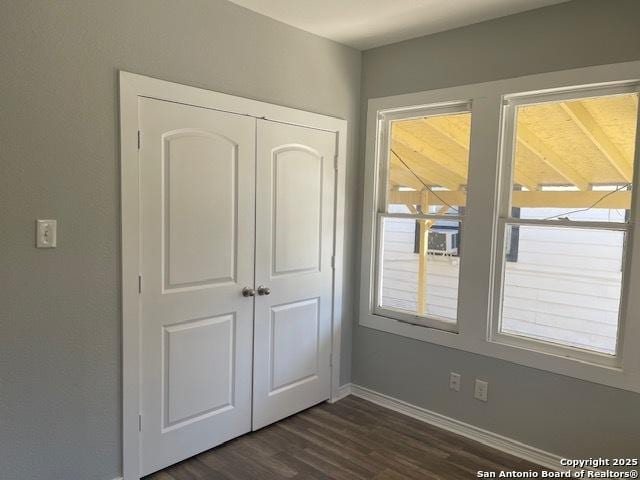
[165,130,237,288]
[253,120,336,430]
[164,314,234,427]
[270,298,320,392]
[139,98,255,476]
[272,146,323,275]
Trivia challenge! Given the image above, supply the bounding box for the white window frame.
[359,60,640,393]
[374,101,471,332]
[491,83,639,368]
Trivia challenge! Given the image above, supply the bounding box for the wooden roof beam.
[511,169,540,193]
[426,119,538,191]
[388,189,631,209]
[513,190,631,209]
[388,163,423,191]
[421,119,468,150]
[393,126,469,180]
[388,189,466,207]
[516,124,591,190]
[559,101,633,182]
[390,141,465,191]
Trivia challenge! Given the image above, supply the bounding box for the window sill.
[359,312,640,393]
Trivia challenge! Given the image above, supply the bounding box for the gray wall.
[3,0,639,478]
[0,2,360,479]
[354,0,640,460]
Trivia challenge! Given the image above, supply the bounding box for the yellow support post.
[417,191,429,315]
[417,200,450,316]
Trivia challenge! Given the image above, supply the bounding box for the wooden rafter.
[405,203,418,214]
[417,200,450,315]
[421,118,468,150]
[560,101,633,182]
[391,141,465,191]
[512,190,631,209]
[388,163,423,191]
[426,118,538,191]
[389,189,464,206]
[393,126,469,180]
[390,93,636,203]
[416,191,429,315]
[516,123,591,190]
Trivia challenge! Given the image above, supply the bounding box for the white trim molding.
[347,384,570,471]
[330,383,353,402]
[119,71,347,480]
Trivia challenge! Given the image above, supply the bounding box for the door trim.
[119,71,347,480]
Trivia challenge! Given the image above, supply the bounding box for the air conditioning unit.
[427,228,459,255]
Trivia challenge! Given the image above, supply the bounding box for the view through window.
[378,109,471,326]
[498,91,639,355]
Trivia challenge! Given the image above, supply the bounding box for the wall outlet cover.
[474,379,488,402]
[449,372,461,391]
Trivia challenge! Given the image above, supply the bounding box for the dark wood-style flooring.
[146,395,544,480]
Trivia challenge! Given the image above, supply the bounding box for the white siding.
[380,206,623,354]
[381,216,460,321]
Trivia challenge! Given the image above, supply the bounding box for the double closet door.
[138,97,336,476]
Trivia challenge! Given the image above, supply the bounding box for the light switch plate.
[36,219,57,248]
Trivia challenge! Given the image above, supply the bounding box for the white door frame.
[119,71,347,480]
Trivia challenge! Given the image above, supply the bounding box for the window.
[493,88,638,363]
[375,104,471,331]
[360,61,640,392]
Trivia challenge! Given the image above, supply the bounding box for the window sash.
[378,103,472,215]
[497,217,630,231]
[371,101,471,333]
[381,212,463,222]
[490,219,631,366]
[503,81,639,107]
[491,84,639,365]
[373,103,472,332]
[497,87,639,224]
[374,212,463,332]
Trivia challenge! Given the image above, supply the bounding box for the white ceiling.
[228,0,570,50]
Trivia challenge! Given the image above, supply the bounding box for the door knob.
[242,287,256,297]
[257,285,271,296]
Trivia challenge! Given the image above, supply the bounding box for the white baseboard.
[346,383,564,471]
[333,383,352,402]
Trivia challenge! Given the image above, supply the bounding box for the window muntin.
[495,89,639,359]
[375,107,471,329]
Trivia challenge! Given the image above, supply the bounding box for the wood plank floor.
[145,395,544,480]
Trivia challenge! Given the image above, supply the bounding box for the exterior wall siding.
[380,207,623,353]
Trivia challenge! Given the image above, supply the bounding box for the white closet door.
[253,120,336,430]
[139,97,255,476]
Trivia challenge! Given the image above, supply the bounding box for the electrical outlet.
[449,372,461,391]
[474,379,488,402]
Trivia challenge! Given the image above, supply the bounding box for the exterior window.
[375,104,471,330]
[494,89,639,359]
